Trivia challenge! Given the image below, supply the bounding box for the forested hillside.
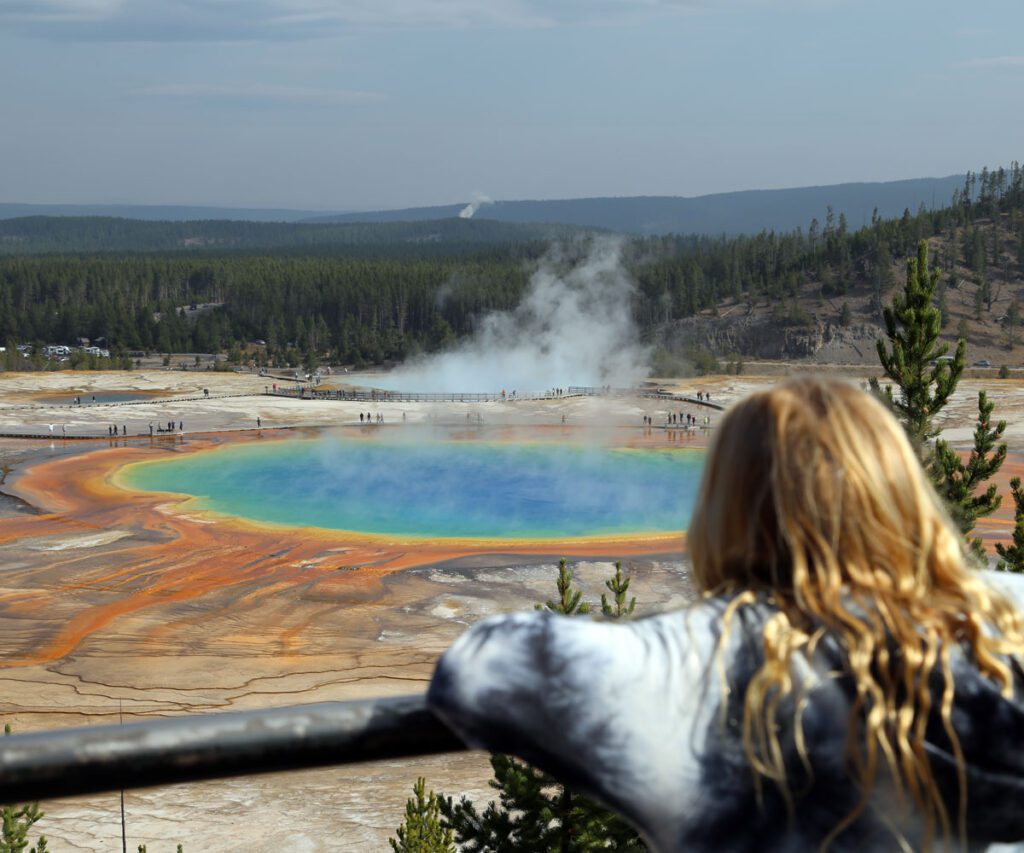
[642,165,1024,367]
[0,165,1020,372]
[0,216,589,256]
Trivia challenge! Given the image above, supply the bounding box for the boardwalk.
[642,390,726,411]
[266,385,608,403]
[0,384,724,439]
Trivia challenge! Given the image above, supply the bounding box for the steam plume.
[458,191,493,219]
[384,238,651,393]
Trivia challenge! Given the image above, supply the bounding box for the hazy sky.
[2,0,1022,210]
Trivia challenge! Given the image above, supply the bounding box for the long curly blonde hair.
[688,377,1024,849]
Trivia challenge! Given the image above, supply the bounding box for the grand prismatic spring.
[117,435,704,540]
[2,374,1022,850]
[0,400,707,850]
[0,424,701,679]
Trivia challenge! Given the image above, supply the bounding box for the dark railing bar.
[0,694,466,804]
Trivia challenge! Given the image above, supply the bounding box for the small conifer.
[390,778,454,853]
[996,478,1024,574]
[1,724,48,853]
[931,390,1006,554]
[600,562,636,619]
[537,558,590,616]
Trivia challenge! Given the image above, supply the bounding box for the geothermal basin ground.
[0,367,1022,850]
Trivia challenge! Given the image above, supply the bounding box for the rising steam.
[458,191,493,219]
[384,238,651,393]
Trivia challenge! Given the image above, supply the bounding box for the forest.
[0,164,1021,372]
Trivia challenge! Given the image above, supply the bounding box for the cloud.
[131,83,385,106]
[0,0,701,42]
[955,56,1024,69]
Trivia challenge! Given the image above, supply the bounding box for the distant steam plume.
[383,238,651,393]
[458,191,493,219]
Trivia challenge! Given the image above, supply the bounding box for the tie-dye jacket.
[429,572,1024,852]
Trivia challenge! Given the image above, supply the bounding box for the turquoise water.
[42,392,152,404]
[121,437,703,540]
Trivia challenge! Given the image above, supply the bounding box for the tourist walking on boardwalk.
[257,417,261,428]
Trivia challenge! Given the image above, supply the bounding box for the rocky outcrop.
[659,316,885,363]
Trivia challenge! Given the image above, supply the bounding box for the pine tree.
[1,725,48,853]
[872,240,965,450]
[931,390,1006,554]
[995,478,1024,574]
[390,778,455,853]
[537,559,590,616]
[1005,301,1021,349]
[873,240,1005,550]
[600,562,635,619]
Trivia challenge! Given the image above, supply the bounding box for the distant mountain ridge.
[0,203,334,223]
[0,174,967,237]
[302,175,967,236]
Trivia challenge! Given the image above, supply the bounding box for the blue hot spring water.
[41,392,154,405]
[120,436,704,540]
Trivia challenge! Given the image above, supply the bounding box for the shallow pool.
[39,392,156,405]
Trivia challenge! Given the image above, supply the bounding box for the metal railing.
[0,695,463,804]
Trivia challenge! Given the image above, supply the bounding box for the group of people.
[360,412,383,423]
[147,420,183,436]
[642,412,711,428]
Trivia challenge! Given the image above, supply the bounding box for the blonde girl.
[430,378,1024,851]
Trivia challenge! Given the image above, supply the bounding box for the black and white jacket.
[428,571,1024,852]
